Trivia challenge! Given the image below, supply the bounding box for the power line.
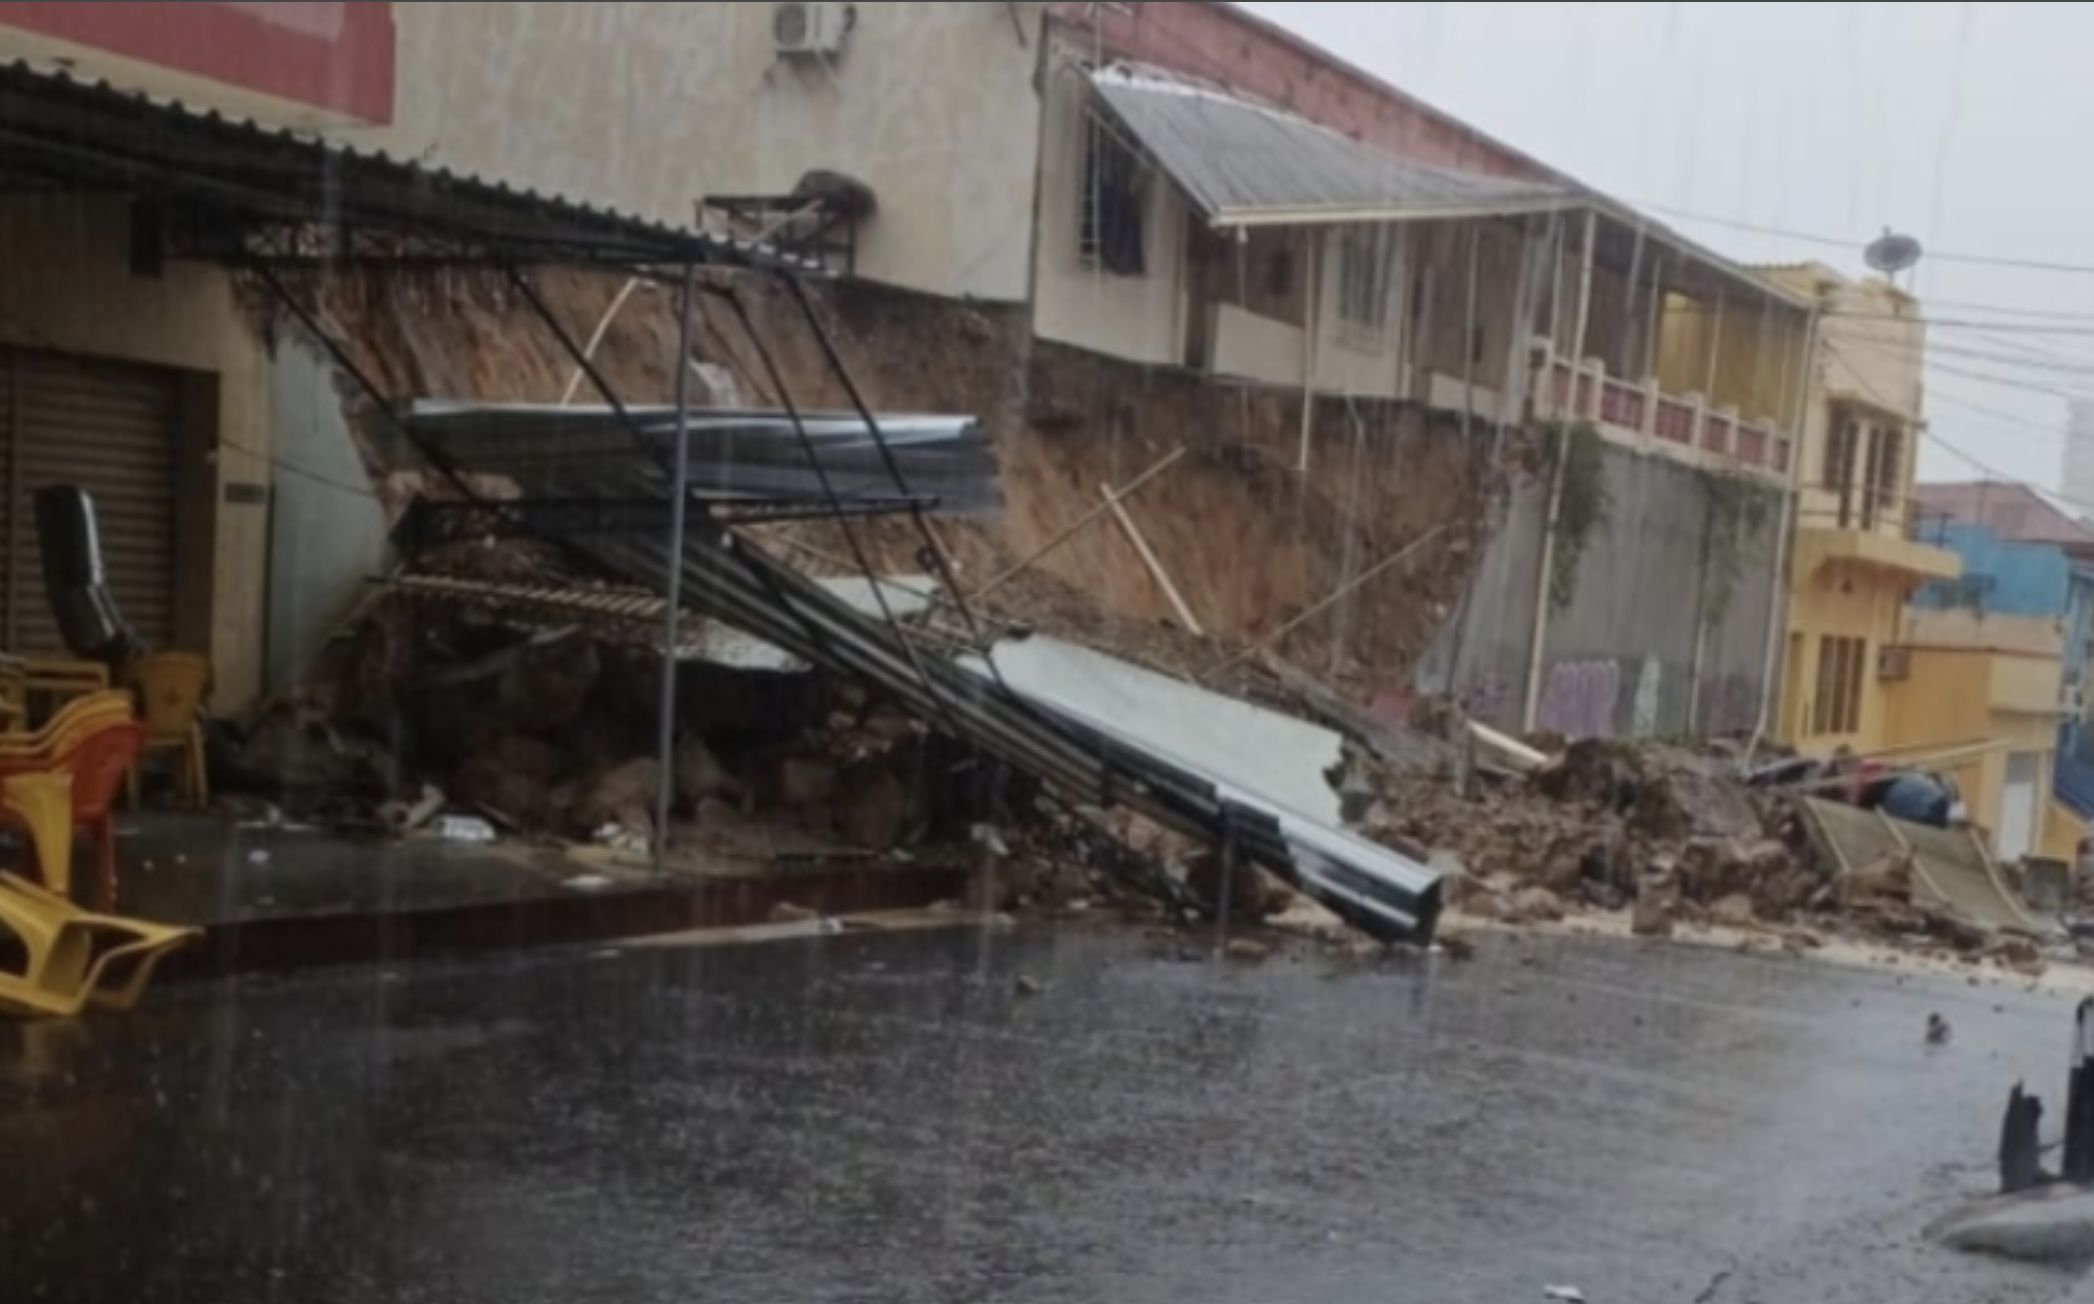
[218,434,381,502]
[1829,317,2094,374]
[1639,200,2094,278]
[1914,297,2094,323]
[1824,312,2094,336]
[1832,331,2094,402]
[1924,387,2067,443]
[1823,338,2092,515]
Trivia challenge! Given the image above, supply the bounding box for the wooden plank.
[1100,482,1203,637]
[970,445,1186,599]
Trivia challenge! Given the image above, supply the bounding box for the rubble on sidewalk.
[1336,696,2064,966]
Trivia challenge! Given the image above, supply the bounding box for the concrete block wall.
[1422,435,1783,741]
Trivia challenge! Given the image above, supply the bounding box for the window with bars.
[1811,634,1867,735]
[1335,226,1392,335]
[1077,125,1146,276]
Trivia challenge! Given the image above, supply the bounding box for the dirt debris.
[1342,704,2057,967]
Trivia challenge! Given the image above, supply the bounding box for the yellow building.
[1763,264,1959,755]
[1897,481,2094,863]
[1877,605,2064,860]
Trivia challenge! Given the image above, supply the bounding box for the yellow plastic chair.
[0,872,199,1017]
[125,652,210,808]
[0,690,132,763]
[20,657,109,726]
[3,770,73,899]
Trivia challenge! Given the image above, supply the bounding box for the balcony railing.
[1535,345,1792,480]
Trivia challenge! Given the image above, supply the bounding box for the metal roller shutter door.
[3,349,177,654]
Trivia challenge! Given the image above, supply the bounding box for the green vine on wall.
[1548,422,1611,613]
[1698,472,1777,625]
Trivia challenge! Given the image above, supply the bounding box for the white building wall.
[1310,227,1406,399]
[1211,304,1302,387]
[369,3,1045,303]
[1031,44,1188,365]
[1205,229,1404,396]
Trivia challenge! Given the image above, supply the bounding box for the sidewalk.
[96,812,968,976]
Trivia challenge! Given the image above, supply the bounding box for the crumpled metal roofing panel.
[0,60,813,271]
[1802,796,2055,937]
[1091,64,1571,227]
[404,402,1000,515]
[417,419,1441,942]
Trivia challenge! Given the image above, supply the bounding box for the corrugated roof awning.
[1090,64,1572,228]
[0,61,811,271]
[401,402,999,517]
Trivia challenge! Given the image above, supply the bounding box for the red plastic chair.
[63,721,144,911]
[1,721,144,911]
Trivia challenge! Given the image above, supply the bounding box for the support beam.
[1460,221,1479,440]
[1101,483,1203,636]
[1702,285,1727,401]
[1524,209,1597,733]
[971,445,1186,599]
[1297,232,1322,473]
[1747,306,1820,759]
[1203,524,1449,682]
[560,276,644,406]
[1571,207,1597,367]
[654,263,696,866]
[1644,252,1666,380]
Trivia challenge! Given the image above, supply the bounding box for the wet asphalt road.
[0,923,2088,1304]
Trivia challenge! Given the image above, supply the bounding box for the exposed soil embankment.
[253,264,1501,692]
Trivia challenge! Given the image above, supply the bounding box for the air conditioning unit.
[1878,645,1912,682]
[774,1,856,56]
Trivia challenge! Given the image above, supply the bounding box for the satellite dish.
[1865,229,1924,278]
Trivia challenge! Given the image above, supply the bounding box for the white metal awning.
[1090,64,1574,228]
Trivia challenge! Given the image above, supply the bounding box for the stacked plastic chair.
[0,690,196,1016]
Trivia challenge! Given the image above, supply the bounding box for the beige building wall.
[0,5,1048,301]
[1762,263,1925,537]
[0,195,273,710]
[369,2,1045,303]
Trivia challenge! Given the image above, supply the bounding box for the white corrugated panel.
[3,349,177,653]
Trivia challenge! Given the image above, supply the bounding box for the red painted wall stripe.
[0,1,393,124]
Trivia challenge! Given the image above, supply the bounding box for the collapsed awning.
[1090,64,1572,229]
[411,414,1443,942]
[388,571,938,673]
[401,402,1000,521]
[1802,796,2056,937]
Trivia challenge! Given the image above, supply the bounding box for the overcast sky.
[1243,1,2094,497]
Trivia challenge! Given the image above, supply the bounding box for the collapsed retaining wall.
[256,264,1497,696]
[1420,429,1783,741]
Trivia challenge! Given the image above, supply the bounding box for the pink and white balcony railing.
[1537,347,1792,480]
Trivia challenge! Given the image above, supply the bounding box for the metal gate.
[0,348,178,654]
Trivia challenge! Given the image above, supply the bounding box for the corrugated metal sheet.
[1091,65,1571,227]
[3,349,176,653]
[0,60,810,272]
[389,571,938,672]
[404,403,1000,515]
[419,414,1443,941]
[1803,796,2056,936]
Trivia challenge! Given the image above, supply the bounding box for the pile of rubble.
[1354,739,1802,928]
[227,521,2062,969]
[1341,725,2061,974]
[227,554,1148,912]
